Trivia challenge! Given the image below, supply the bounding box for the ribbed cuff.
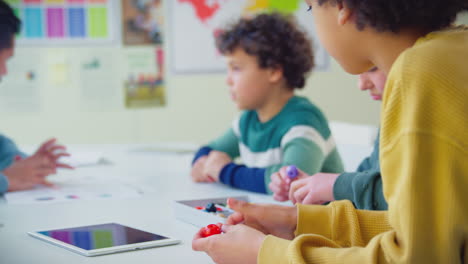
[295,203,333,238]
[191,146,212,165]
[333,172,356,201]
[219,162,236,185]
[258,235,291,264]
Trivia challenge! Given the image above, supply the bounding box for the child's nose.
[358,78,368,90]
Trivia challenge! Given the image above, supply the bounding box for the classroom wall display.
[121,1,165,109]
[6,0,116,45]
[170,0,330,74]
[121,0,164,46]
[123,47,166,109]
[0,49,42,112]
[78,49,122,111]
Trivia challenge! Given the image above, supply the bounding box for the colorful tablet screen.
[37,223,168,250]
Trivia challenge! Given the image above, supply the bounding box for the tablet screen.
[37,223,168,250]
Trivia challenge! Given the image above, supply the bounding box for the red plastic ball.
[201,224,221,237]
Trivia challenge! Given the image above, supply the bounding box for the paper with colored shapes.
[78,49,122,110]
[0,49,42,112]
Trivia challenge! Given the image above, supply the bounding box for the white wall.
[0,7,465,146]
[0,48,379,146]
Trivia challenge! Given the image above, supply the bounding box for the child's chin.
[235,104,248,110]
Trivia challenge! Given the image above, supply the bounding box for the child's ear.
[336,2,353,26]
[268,66,283,83]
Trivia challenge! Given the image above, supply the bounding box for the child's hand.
[191,156,210,182]
[32,138,73,170]
[269,166,307,202]
[289,173,340,205]
[4,156,57,191]
[4,139,73,191]
[192,223,265,264]
[225,198,296,240]
[202,151,231,182]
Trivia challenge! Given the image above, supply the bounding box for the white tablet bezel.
[27,223,181,257]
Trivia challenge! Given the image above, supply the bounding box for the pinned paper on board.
[78,50,121,110]
[124,47,166,109]
[46,51,70,86]
[0,50,42,112]
[49,62,70,85]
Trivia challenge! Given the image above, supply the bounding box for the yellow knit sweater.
[258,26,468,263]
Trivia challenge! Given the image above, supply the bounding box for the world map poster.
[170,0,330,73]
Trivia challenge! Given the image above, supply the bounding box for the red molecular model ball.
[201,224,222,237]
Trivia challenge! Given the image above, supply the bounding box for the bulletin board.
[5,0,116,45]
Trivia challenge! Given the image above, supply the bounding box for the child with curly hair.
[192,0,468,263]
[190,12,344,194]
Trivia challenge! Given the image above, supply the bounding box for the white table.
[0,144,284,264]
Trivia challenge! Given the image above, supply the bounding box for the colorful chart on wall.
[170,0,330,73]
[5,0,116,45]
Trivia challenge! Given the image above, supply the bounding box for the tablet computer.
[28,223,181,257]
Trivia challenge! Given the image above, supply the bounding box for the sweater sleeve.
[192,127,240,165]
[191,146,212,165]
[333,169,386,210]
[0,135,27,171]
[355,157,373,172]
[218,138,324,194]
[258,200,392,263]
[263,137,325,194]
[219,163,267,193]
[207,128,240,159]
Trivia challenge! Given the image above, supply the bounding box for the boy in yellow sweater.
[192,0,468,263]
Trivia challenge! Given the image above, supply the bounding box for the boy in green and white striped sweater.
[191,13,343,194]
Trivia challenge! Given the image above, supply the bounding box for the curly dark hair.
[317,0,468,33]
[0,0,21,50]
[216,13,314,89]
